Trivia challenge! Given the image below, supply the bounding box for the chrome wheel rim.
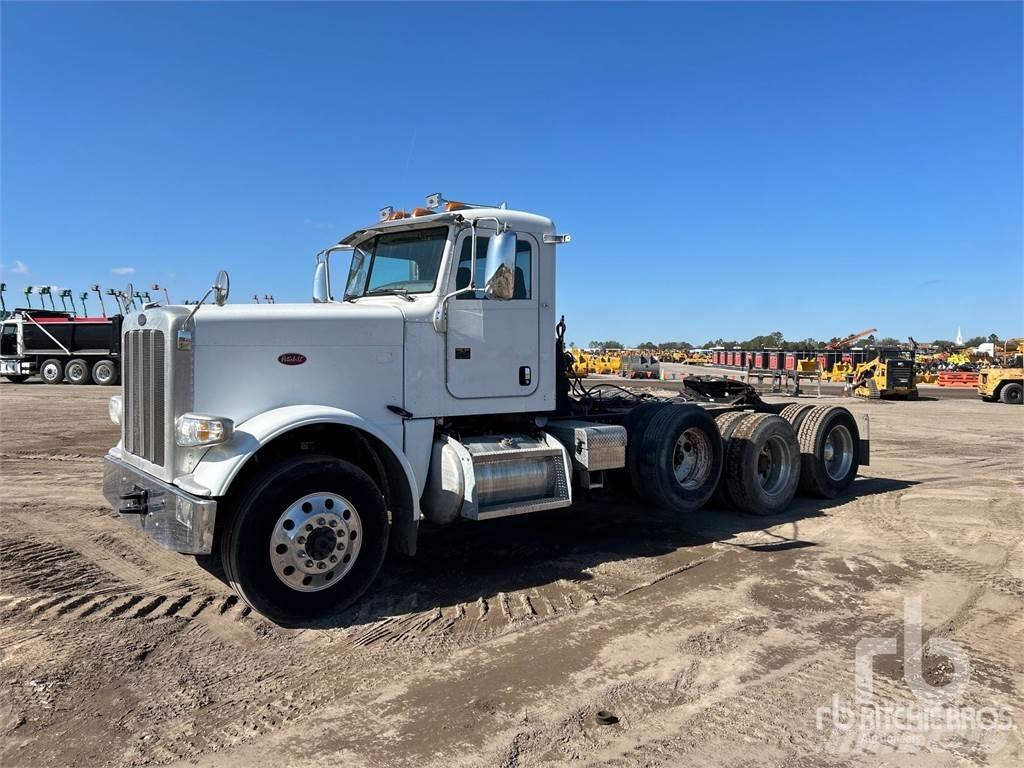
[68,362,85,379]
[269,492,362,592]
[42,362,60,380]
[96,363,112,382]
[823,425,854,481]
[673,427,713,490]
[757,434,792,496]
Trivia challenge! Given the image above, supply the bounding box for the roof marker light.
[379,206,394,222]
[425,192,442,210]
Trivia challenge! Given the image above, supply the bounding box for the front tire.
[65,358,91,385]
[40,358,64,385]
[3,374,29,384]
[221,455,389,625]
[1000,383,1022,405]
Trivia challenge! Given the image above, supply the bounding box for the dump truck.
[102,196,870,624]
[0,308,123,385]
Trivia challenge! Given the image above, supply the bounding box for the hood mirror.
[484,231,517,300]
[213,270,230,306]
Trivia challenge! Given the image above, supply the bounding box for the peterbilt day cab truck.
[103,195,869,624]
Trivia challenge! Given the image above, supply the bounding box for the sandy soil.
[1,380,1022,767]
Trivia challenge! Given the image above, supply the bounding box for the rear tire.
[777,403,815,434]
[637,404,723,512]
[624,401,671,496]
[710,410,750,509]
[1000,383,1022,405]
[3,374,29,384]
[221,455,389,625]
[65,358,91,385]
[723,414,800,515]
[40,358,64,385]
[797,406,860,498]
[92,359,119,386]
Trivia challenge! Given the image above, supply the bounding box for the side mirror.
[484,231,517,300]
[313,261,329,303]
[213,270,230,306]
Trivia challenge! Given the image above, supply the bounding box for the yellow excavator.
[854,338,919,400]
[978,339,1023,405]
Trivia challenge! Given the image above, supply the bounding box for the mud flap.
[859,413,870,466]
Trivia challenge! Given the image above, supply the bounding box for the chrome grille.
[122,329,166,466]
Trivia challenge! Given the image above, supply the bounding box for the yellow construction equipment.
[854,341,919,400]
[978,340,1023,404]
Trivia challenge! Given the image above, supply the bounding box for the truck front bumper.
[0,358,30,376]
[103,454,217,554]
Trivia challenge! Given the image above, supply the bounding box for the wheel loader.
[978,347,1023,405]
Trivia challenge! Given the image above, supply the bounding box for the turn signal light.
[175,413,233,447]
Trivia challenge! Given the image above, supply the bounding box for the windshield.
[344,226,448,299]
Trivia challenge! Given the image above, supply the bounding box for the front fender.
[184,405,420,522]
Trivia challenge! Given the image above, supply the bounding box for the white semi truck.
[103,195,868,624]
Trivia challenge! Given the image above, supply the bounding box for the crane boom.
[827,327,878,350]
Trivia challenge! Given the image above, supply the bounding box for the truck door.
[445,232,539,399]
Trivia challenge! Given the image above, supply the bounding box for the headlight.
[175,413,233,447]
[108,395,123,426]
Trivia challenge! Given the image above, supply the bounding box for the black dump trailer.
[0,308,123,385]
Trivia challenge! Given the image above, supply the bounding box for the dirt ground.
[1,381,1022,767]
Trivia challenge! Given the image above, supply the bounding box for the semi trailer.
[102,195,870,624]
[0,308,123,385]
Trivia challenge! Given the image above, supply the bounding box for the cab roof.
[340,206,556,246]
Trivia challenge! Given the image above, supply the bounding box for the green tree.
[637,341,658,350]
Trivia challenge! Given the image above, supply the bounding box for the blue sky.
[2,1,1021,345]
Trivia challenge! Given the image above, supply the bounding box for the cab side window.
[455,236,532,299]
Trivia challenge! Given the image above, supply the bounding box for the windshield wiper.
[365,287,415,302]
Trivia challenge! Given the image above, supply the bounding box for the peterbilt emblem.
[277,353,306,366]
[137,314,147,326]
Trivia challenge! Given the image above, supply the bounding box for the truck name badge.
[277,353,306,366]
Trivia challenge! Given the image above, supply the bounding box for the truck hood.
[192,302,404,348]
[188,301,407,426]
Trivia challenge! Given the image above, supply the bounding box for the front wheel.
[221,455,389,625]
[40,358,65,385]
[3,374,29,384]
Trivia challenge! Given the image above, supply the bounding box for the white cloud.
[12,260,30,274]
[111,266,136,275]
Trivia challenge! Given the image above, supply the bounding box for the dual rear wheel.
[626,403,861,516]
